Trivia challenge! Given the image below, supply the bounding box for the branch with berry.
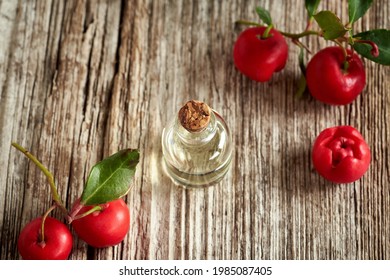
[234,0,389,105]
[12,143,139,259]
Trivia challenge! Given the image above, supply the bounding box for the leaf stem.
[73,205,103,221]
[354,39,379,57]
[292,39,311,54]
[11,142,69,217]
[305,17,314,31]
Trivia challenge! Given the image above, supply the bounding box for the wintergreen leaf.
[255,7,273,25]
[314,10,348,40]
[296,48,308,98]
[296,74,308,99]
[348,0,373,24]
[353,29,390,65]
[81,149,140,205]
[305,0,321,18]
[298,47,306,75]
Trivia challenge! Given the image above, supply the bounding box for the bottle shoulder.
[162,111,233,174]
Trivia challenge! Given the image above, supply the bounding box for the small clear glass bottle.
[161,100,233,187]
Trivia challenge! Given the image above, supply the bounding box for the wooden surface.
[0,0,389,260]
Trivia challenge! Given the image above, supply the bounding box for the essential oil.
[162,100,233,187]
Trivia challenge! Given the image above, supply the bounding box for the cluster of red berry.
[233,1,388,184]
[12,143,139,260]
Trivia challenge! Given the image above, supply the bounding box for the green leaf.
[353,29,390,65]
[296,74,308,99]
[298,47,306,75]
[296,48,308,98]
[305,0,321,18]
[314,10,348,40]
[255,7,273,25]
[348,0,373,24]
[81,149,140,205]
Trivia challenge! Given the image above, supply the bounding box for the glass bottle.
[161,100,233,187]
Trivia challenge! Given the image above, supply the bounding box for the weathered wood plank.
[0,0,389,260]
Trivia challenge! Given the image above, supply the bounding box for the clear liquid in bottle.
[161,100,233,187]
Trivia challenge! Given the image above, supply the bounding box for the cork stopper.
[178,100,211,132]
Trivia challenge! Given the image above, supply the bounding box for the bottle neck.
[175,110,217,145]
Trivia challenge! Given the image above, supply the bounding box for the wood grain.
[0,0,389,260]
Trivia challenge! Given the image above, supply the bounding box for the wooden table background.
[0,0,389,260]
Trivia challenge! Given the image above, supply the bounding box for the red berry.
[71,199,130,248]
[312,126,371,184]
[17,217,73,260]
[306,46,366,105]
[233,26,288,82]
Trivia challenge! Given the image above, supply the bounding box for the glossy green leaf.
[255,6,272,25]
[353,29,390,65]
[305,0,321,18]
[314,10,348,40]
[348,0,373,24]
[81,149,140,205]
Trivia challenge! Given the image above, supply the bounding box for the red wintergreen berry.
[17,206,73,260]
[233,26,288,82]
[71,199,130,248]
[12,142,139,259]
[233,6,288,82]
[68,149,139,248]
[306,46,366,105]
[234,1,389,102]
[312,125,371,184]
